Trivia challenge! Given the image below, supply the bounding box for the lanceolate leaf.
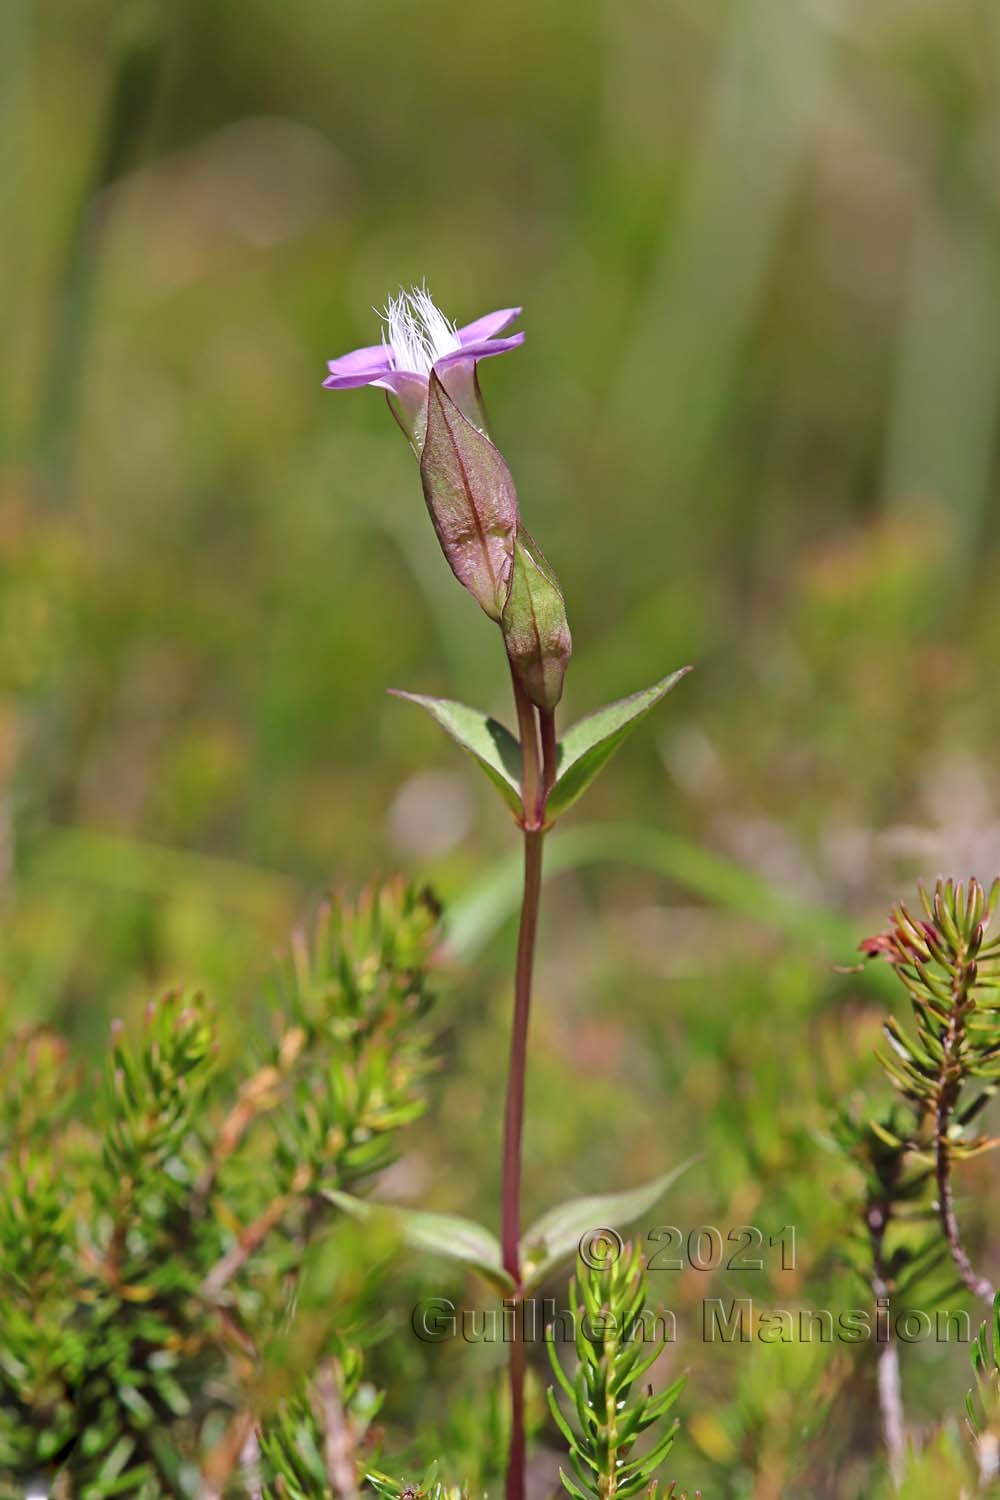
[547,669,691,820]
[390,690,522,816]
[324,1189,514,1293]
[519,1159,697,1291]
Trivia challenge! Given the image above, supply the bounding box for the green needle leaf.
[546,668,691,820]
[557,1468,591,1500]
[390,689,522,815]
[547,1386,579,1449]
[324,1189,514,1293]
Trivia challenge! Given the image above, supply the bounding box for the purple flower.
[323,287,523,446]
[321,287,565,661]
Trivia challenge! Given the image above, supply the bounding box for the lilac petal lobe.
[433,333,525,374]
[326,342,393,377]
[323,369,389,390]
[457,308,522,344]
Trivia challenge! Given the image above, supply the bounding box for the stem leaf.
[546,669,691,820]
[390,689,522,815]
[519,1158,697,1292]
[324,1189,514,1293]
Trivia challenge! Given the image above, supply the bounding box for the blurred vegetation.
[5,0,1000,1493]
[0,881,438,1495]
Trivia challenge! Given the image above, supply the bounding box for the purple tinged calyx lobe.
[419,374,519,622]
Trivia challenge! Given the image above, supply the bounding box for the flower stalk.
[501,667,548,1500]
[500,829,543,1498]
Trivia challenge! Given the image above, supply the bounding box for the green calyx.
[500,525,572,710]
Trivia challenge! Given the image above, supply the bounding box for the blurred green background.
[5,0,1000,1493]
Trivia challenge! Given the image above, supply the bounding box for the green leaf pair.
[393,667,690,824]
[325,1158,695,1296]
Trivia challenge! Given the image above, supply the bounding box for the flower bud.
[500,525,572,709]
[419,372,519,622]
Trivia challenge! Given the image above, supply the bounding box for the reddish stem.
[539,706,558,801]
[501,828,544,1285]
[502,666,549,1500]
[507,1323,527,1500]
[501,827,543,1500]
[510,668,543,830]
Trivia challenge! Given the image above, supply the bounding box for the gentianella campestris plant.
[324,288,692,1500]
